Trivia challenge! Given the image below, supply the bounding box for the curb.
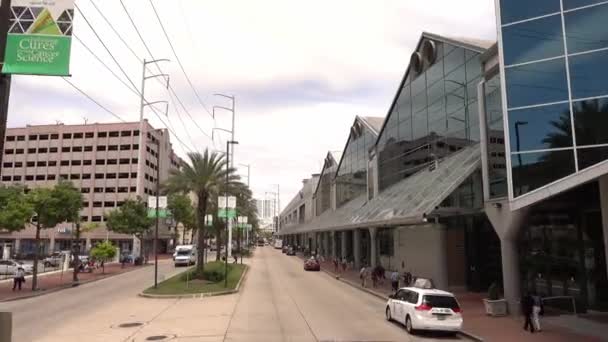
[317,264,483,342]
[139,264,249,299]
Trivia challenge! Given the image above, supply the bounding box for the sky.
[7,0,498,211]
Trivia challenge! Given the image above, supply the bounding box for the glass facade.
[378,39,482,190]
[485,74,508,198]
[335,121,376,207]
[498,1,608,197]
[315,157,335,216]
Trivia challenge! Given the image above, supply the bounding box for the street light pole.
[225,140,238,287]
[154,136,161,289]
[239,164,250,248]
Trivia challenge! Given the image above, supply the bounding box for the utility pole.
[154,137,160,289]
[239,163,250,248]
[0,0,13,178]
[224,140,238,287]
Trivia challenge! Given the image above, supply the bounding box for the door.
[393,289,409,322]
[404,290,420,325]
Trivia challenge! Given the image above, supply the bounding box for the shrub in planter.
[488,282,500,300]
[483,282,508,316]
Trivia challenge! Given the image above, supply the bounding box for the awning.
[280,143,481,235]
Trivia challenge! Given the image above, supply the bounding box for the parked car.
[386,287,463,334]
[257,239,265,247]
[303,257,320,271]
[43,251,69,267]
[282,245,289,254]
[286,246,296,256]
[0,259,34,275]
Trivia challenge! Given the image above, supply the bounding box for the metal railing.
[541,296,578,316]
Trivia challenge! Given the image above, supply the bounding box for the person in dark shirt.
[522,292,535,333]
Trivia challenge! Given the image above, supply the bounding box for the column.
[369,227,377,267]
[600,176,608,279]
[86,238,92,252]
[341,231,347,259]
[331,231,337,259]
[353,229,361,269]
[49,236,56,253]
[14,239,21,254]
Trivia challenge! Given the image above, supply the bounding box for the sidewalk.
[0,263,148,302]
[311,256,602,342]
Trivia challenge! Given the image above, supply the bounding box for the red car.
[304,257,320,271]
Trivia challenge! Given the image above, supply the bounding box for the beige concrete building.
[0,120,181,257]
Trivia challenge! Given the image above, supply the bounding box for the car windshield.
[423,295,459,309]
[176,250,190,256]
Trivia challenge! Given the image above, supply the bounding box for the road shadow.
[387,320,462,340]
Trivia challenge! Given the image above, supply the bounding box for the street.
[2,247,467,341]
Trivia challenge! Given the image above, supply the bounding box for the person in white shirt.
[13,266,25,291]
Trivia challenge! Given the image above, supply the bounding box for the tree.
[167,193,194,245]
[90,241,117,274]
[105,198,153,262]
[72,222,99,283]
[26,181,82,291]
[0,185,33,232]
[164,150,238,276]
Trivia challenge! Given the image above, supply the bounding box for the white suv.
[385,287,463,334]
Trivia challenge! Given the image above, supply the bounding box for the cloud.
[6,0,498,209]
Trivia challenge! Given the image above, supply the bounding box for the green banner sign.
[147,208,168,218]
[218,208,236,219]
[2,0,75,76]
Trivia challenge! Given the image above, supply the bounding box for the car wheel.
[385,307,392,321]
[405,315,414,334]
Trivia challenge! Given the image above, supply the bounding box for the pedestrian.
[391,270,400,293]
[371,268,378,288]
[333,257,339,273]
[359,266,368,287]
[12,266,25,291]
[341,257,347,272]
[377,264,386,285]
[522,292,535,333]
[532,291,543,332]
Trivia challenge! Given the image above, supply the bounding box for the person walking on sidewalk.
[532,291,543,332]
[359,265,369,287]
[12,266,26,291]
[333,257,340,273]
[341,257,347,272]
[522,292,535,333]
[390,270,400,293]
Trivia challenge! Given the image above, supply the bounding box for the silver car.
[0,259,34,275]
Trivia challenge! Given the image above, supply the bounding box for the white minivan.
[173,245,196,266]
[385,287,463,334]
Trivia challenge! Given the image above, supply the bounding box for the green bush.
[180,261,232,283]
[488,282,501,300]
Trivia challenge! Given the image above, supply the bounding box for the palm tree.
[164,150,239,275]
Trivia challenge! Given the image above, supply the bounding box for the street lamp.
[225,140,239,288]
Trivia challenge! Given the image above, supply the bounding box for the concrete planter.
[483,298,508,316]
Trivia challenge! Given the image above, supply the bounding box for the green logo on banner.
[2,1,75,76]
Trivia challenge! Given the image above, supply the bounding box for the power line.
[148,0,214,118]
[167,89,199,151]
[61,77,126,122]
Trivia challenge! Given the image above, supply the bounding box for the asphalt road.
[223,246,466,342]
[0,259,182,341]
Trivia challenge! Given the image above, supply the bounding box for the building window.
[47,174,56,180]
[28,134,37,140]
[37,161,47,167]
[93,202,102,208]
[107,173,117,179]
[109,131,119,137]
[117,187,128,193]
[15,149,23,154]
[39,134,49,140]
[38,147,48,153]
[95,159,105,165]
[108,145,118,151]
[129,186,136,192]
[120,144,130,151]
[26,161,35,167]
[119,158,129,165]
[105,187,116,193]
[27,148,36,153]
[91,216,102,222]
[117,201,125,207]
[4,149,13,155]
[16,135,25,141]
[13,175,21,181]
[6,136,14,141]
[80,216,88,222]
[84,146,93,152]
[130,172,137,178]
[61,147,70,153]
[134,130,140,136]
[83,160,92,166]
[93,187,103,193]
[59,174,68,180]
[131,158,138,164]
[72,160,81,166]
[144,174,149,180]
[121,131,131,137]
[132,144,139,150]
[48,161,57,167]
[82,174,91,180]
[36,175,45,181]
[85,132,94,138]
[62,133,72,139]
[107,159,117,165]
[378,228,394,256]
[73,133,83,139]
[95,173,104,179]
[50,134,59,139]
[82,201,89,207]
[72,146,82,152]
[25,175,34,181]
[60,160,69,166]
[97,146,106,151]
[119,172,129,179]
[70,174,80,180]
[49,147,58,153]
[104,201,115,207]
[2,162,12,168]
[2,176,11,181]
[98,132,107,138]
[81,188,90,193]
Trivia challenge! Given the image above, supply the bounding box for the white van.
[274,239,283,249]
[173,245,196,266]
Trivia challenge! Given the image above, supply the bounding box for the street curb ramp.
[138,264,249,299]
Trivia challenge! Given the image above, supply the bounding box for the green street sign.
[2,1,75,76]
[147,208,168,218]
[218,208,236,219]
